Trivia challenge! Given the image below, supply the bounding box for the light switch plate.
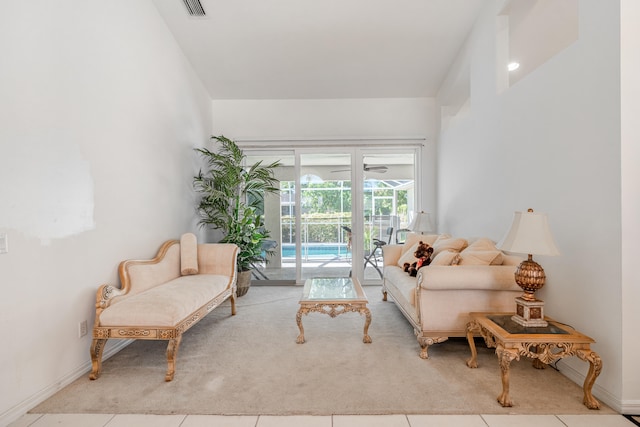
[0,233,8,254]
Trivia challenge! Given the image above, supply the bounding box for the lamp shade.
[498,210,560,256]
[408,211,434,234]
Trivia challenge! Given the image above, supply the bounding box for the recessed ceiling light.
[508,62,520,71]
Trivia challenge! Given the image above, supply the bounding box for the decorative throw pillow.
[430,250,459,266]
[457,250,503,266]
[397,242,419,267]
[401,233,439,255]
[180,232,199,275]
[465,237,498,252]
[432,236,468,257]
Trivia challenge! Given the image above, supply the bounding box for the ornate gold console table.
[296,277,372,344]
[465,312,602,410]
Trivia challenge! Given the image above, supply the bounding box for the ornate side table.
[465,312,602,409]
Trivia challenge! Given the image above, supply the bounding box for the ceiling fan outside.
[331,164,388,173]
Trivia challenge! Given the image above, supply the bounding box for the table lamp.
[408,211,434,235]
[498,208,560,327]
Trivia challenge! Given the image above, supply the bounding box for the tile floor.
[8,413,636,427]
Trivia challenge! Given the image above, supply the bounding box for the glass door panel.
[360,150,416,283]
[300,153,352,281]
[244,150,295,283]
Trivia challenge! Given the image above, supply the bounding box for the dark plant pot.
[236,270,252,297]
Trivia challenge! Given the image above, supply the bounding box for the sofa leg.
[230,294,237,316]
[418,336,448,359]
[89,338,107,380]
[165,335,182,382]
[419,345,430,359]
[382,290,387,301]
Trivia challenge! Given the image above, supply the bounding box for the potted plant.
[193,135,282,296]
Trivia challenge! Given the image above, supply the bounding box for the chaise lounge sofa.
[382,233,522,358]
[90,233,238,381]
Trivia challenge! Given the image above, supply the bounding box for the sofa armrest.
[197,243,239,277]
[417,265,520,291]
[119,240,182,297]
[382,244,403,266]
[94,283,126,319]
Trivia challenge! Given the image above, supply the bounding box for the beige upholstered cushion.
[180,233,199,275]
[465,237,498,251]
[430,250,459,266]
[401,233,439,255]
[397,242,419,267]
[458,250,503,265]
[432,236,468,257]
[99,274,231,327]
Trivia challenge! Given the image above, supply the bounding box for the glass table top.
[302,277,359,300]
[487,315,570,335]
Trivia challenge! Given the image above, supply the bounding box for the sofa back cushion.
[430,250,460,266]
[123,243,182,296]
[432,235,468,257]
[401,233,439,255]
[457,250,503,265]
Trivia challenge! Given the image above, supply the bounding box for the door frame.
[240,138,424,285]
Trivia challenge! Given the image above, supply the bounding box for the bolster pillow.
[180,233,199,275]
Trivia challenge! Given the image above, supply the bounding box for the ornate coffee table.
[465,312,602,409]
[296,277,372,344]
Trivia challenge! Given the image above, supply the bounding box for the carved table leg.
[531,345,547,369]
[296,308,306,344]
[89,338,107,380]
[466,321,479,368]
[496,345,519,407]
[165,335,182,382]
[577,349,602,409]
[361,306,372,343]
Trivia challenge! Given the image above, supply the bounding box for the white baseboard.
[620,401,640,415]
[0,339,131,427]
[557,359,624,413]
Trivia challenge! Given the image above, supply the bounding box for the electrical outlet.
[78,320,88,338]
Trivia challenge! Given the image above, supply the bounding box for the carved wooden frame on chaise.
[89,234,238,381]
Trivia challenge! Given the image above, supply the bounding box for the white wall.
[621,0,640,410]
[211,98,438,211]
[0,1,212,424]
[212,98,433,140]
[437,0,635,412]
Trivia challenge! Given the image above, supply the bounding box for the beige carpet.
[32,285,615,416]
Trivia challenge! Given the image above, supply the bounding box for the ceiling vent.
[182,0,206,17]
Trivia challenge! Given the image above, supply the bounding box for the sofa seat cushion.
[385,266,417,307]
[99,274,231,327]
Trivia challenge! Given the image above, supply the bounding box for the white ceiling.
[152,0,487,100]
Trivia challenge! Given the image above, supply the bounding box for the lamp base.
[512,296,548,327]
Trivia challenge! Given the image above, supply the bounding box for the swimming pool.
[281,243,350,259]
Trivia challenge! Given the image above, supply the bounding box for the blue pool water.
[281,243,349,259]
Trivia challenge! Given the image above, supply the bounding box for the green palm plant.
[193,135,282,272]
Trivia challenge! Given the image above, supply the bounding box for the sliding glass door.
[244,145,418,285]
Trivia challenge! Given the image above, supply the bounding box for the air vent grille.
[183,0,206,17]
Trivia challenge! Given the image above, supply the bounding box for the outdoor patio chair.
[364,226,393,278]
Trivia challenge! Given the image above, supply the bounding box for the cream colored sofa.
[382,233,522,359]
[90,233,238,381]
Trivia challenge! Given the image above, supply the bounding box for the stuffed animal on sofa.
[403,241,434,277]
